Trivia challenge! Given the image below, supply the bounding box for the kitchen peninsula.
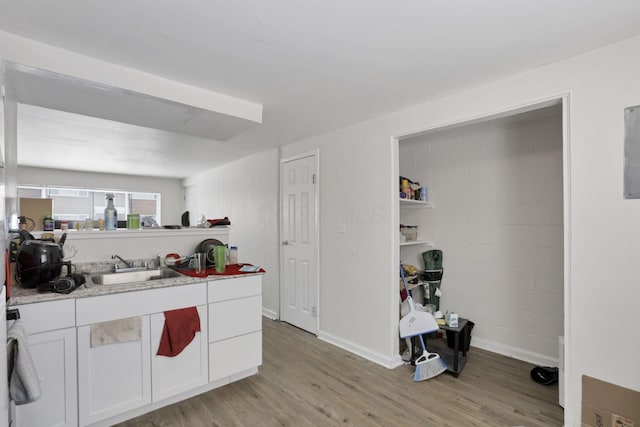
[6,228,264,427]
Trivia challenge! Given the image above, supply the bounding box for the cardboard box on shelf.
[582,375,639,427]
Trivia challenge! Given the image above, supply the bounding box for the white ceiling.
[2,0,640,178]
[16,104,235,178]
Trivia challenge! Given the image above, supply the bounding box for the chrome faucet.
[112,254,132,270]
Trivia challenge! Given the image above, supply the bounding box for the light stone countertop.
[8,261,264,307]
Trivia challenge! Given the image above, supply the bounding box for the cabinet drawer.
[208,295,261,342]
[10,299,76,334]
[207,275,261,303]
[76,283,206,325]
[209,331,262,382]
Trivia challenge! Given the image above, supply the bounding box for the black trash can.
[447,321,474,352]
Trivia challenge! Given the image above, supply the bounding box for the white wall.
[184,149,280,318]
[281,35,640,425]
[281,121,395,366]
[17,166,184,225]
[400,111,564,365]
[0,68,7,427]
[60,228,229,264]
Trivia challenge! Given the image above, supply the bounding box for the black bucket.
[446,320,474,352]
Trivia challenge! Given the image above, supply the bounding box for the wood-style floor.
[117,318,563,427]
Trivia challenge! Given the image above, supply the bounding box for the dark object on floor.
[446,320,474,352]
[530,366,559,385]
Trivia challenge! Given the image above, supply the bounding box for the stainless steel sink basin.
[86,268,183,286]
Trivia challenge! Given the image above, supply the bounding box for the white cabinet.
[207,276,262,382]
[77,317,151,426]
[9,299,77,427]
[150,305,208,402]
[8,274,262,426]
[16,328,77,427]
[76,283,208,425]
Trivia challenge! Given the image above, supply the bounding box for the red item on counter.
[176,263,265,277]
[156,306,201,357]
[206,217,231,227]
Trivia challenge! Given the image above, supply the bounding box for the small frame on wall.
[624,105,640,199]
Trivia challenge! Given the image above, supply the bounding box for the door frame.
[278,149,320,334]
[391,94,571,416]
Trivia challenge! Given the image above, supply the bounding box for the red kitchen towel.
[156,306,201,357]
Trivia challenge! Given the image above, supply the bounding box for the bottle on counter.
[229,246,238,265]
[43,215,54,231]
[104,193,117,230]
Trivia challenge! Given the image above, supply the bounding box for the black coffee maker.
[16,233,68,288]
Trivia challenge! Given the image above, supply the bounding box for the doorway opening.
[393,96,570,414]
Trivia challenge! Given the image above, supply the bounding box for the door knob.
[283,240,289,245]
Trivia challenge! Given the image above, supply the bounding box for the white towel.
[90,317,142,348]
[7,320,41,405]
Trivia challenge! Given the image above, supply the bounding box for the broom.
[399,263,447,381]
[413,332,447,381]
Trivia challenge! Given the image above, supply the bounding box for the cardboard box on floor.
[582,375,639,427]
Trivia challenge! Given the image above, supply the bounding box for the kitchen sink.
[86,268,183,286]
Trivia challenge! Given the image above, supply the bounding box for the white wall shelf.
[399,240,434,247]
[399,199,433,208]
[30,227,230,241]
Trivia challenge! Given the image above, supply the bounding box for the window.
[17,186,161,225]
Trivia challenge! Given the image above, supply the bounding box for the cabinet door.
[150,305,208,402]
[14,328,77,427]
[0,294,7,427]
[77,317,151,426]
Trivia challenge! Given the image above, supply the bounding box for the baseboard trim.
[262,308,278,320]
[472,337,559,367]
[318,330,403,369]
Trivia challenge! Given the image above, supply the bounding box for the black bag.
[530,366,559,385]
[421,250,443,281]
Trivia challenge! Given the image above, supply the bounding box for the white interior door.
[281,155,318,334]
